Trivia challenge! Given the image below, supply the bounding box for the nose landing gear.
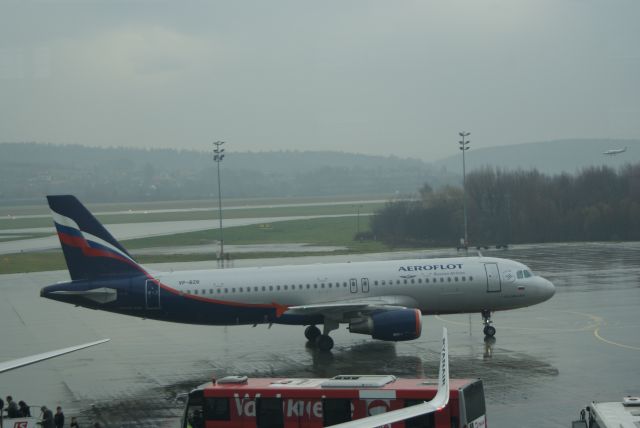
[481,309,496,337]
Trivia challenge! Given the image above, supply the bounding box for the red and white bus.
[182,375,485,428]
[182,329,487,428]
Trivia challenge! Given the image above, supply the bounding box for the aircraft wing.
[0,339,109,374]
[330,398,442,428]
[328,328,450,428]
[285,295,419,317]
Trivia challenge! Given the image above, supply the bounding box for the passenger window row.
[185,281,351,295]
[373,276,474,286]
[183,276,475,295]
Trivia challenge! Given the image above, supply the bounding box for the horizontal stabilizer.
[48,287,118,304]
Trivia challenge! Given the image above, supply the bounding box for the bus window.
[460,380,486,427]
[404,400,435,428]
[184,390,204,428]
[256,397,284,428]
[204,397,230,421]
[323,399,351,426]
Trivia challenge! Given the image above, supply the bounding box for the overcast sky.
[1,1,638,160]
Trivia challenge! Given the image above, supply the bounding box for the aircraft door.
[484,263,502,292]
[145,279,161,309]
[361,278,369,293]
[350,279,358,293]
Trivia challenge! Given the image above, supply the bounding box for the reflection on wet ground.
[0,242,639,427]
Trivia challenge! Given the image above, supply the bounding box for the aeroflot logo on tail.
[399,264,463,272]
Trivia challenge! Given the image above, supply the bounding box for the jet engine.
[348,308,422,341]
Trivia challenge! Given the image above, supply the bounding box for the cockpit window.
[517,269,534,279]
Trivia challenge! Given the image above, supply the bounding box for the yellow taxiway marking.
[593,327,640,351]
[558,310,640,351]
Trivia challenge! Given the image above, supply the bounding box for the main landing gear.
[305,320,338,351]
[304,325,321,341]
[481,309,496,337]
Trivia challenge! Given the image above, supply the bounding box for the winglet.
[328,328,450,428]
[433,326,450,408]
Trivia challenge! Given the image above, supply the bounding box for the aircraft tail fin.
[47,195,142,280]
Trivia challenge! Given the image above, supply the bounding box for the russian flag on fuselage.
[47,195,142,280]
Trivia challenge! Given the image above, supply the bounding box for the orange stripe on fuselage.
[59,230,289,317]
[154,281,289,316]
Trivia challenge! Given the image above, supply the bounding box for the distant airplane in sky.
[0,339,109,374]
[41,195,555,351]
[603,146,627,155]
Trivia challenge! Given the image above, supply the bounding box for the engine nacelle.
[348,308,422,341]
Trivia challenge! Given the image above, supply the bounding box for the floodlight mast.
[459,132,470,250]
[213,141,226,261]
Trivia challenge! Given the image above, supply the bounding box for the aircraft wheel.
[304,325,321,342]
[315,334,334,351]
[483,325,496,337]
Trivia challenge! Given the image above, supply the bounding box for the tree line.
[370,164,640,246]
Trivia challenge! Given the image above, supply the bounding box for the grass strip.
[0,217,388,274]
[122,216,380,249]
[1,252,67,274]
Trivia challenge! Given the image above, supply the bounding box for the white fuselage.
[154,256,554,315]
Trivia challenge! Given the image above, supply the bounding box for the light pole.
[459,132,470,249]
[355,204,363,237]
[213,141,225,261]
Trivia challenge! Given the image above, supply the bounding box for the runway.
[0,213,359,255]
[1,242,639,427]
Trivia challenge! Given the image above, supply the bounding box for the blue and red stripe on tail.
[47,195,143,280]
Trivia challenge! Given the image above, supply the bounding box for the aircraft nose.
[539,277,555,301]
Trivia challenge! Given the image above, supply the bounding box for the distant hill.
[0,143,456,204]
[3,140,637,205]
[434,139,640,175]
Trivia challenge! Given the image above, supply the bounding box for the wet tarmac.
[1,242,639,427]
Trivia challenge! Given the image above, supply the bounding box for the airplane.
[41,195,555,351]
[0,339,109,374]
[603,146,627,155]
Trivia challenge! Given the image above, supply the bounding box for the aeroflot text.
[398,264,463,272]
